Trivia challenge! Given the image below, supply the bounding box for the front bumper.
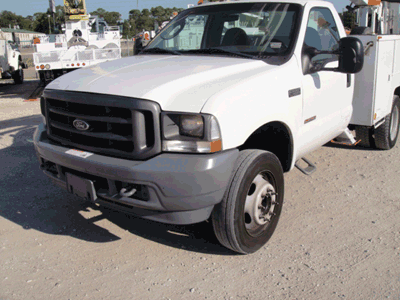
[33,124,238,224]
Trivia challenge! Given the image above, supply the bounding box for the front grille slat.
[50,134,134,154]
[49,120,131,142]
[48,107,131,124]
[43,91,161,160]
[132,110,147,154]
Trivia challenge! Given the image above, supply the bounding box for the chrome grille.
[43,90,161,160]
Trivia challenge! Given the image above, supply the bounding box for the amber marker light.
[210,140,222,153]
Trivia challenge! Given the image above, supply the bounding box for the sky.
[3,0,351,20]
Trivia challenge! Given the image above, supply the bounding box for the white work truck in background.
[349,0,400,149]
[0,30,26,84]
[33,0,121,85]
[33,0,400,254]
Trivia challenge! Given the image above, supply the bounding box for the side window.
[305,8,340,51]
[304,7,340,67]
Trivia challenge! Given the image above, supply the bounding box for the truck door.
[299,7,353,152]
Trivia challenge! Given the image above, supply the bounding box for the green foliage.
[54,5,66,33]
[0,10,34,31]
[339,11,357,30]
[33,12,51,33]
[126,6,184,38]
[90,8,121,26]
[0,8,63,34]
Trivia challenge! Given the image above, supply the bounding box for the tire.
[355,125,373,148]
[12,67,24,84]
[375,95,400,150]
[39,71,46,86]
[212,150,284,254]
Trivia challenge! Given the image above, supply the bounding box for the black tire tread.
[355,125,372,148]
[13,68,23,84]
[375,115,391,150]
[212,150,282,254]
[375,96,400,150]
[212,150,256,253]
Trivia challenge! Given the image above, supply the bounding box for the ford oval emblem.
[73,119,90,131]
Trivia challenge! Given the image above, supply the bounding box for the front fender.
[201,56,302,153]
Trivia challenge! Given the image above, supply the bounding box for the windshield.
[146,3,301,58]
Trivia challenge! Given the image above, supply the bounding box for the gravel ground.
[0,81,399,300]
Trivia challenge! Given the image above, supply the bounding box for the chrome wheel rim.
[390,104,399,142]
[244,173,277,237]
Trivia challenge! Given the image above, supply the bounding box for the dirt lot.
[0,81,399,300]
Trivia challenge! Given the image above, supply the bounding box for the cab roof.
[197,0,330,7]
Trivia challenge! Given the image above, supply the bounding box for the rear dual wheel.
[375,95,400,150]
[355,125,373,148]
[212,150,284,254]
[355,96,400,150]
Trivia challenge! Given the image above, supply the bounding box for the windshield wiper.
[184,48,257,59]
[140,47,181,55]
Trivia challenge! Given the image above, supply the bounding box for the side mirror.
[302,37,364,75]
[337,37,364,74]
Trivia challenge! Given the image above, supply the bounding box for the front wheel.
[12,67,24,84]
[212,150,284,254]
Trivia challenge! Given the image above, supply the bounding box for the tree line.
[339,11,357,31]
[0,6,184,38]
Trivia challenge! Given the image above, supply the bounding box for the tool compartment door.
[374,37,396,122]
[350,35,400,126]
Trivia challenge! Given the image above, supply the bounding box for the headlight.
[180,115,203,137]
[162,113,222,153]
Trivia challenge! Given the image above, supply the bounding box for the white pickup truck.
[34,0,399,254]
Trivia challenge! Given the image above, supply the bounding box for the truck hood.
[47,55,272,112]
